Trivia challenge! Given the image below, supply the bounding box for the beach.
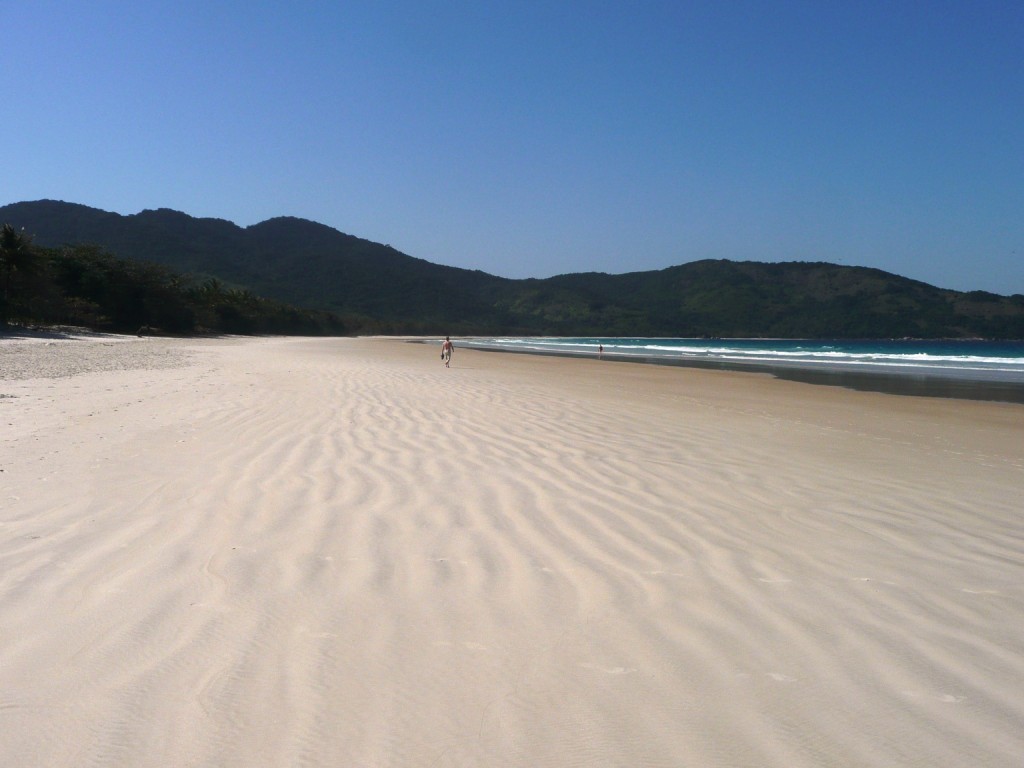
[2,334,1022,766]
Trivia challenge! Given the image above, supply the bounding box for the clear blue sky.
[5,1,1023,294]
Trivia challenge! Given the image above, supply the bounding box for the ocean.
[457,337,1024,403]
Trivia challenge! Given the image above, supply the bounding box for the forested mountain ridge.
[3,199,1023,338]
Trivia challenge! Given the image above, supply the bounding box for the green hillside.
[4,200,1023,338]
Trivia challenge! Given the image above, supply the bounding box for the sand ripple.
[1,336,1022,766]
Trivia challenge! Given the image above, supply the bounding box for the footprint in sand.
[902,690,964,704]
[766,672,797,683]
[579,662,637,675]
[430,640,489,652]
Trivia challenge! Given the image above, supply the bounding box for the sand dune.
[2,335,1022,766]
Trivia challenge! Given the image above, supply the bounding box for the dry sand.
[1,334,1022,767]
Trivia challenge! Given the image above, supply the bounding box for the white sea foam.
[463,337,1024,381]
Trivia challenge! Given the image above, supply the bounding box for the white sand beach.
[2,334,1022,767]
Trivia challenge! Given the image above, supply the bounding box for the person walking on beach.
[441,336,453,368]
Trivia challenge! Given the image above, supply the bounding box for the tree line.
[0,224,362,336]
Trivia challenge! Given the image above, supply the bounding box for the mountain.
[4,199,1023,338]
[1,200,510,333]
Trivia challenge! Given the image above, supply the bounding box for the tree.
[1,223,37,323]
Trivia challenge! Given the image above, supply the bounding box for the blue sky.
[5,1,1023,294]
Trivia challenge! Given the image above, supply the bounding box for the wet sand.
[462,341,1024,404]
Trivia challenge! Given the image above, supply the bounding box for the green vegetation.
[0,228,352,336]
[3,200,1023,338]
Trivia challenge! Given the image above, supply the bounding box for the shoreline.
[7,326,1022,404]
[448,341,1024,404]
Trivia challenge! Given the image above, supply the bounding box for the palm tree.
[0,223,35,323]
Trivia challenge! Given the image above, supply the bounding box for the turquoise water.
[460,337,1024,385]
